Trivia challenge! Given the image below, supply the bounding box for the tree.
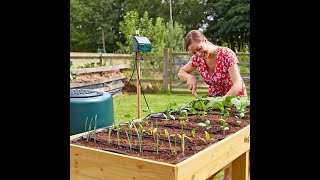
[205,0,250,52]
[70,0,124,52]
[117,10,185,55]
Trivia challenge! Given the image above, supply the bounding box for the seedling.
[85,116,94,142]
[178,134,185,156]
[198,120,211,130]
[204,131,210,141]
[152,127,159,154]
[124,114,135,143]
[114,123,121,145]
[84,117,88,140]
[191,129,196,138]
[173,135,177,154]
[107,126,112,144]
[93,115,97,143]
[162,113,175,121]
[235,116,242,125]
[133,123,144,152]
[164,129,173,154]
[179,110,188,132]
[200,111,207,120]
[178,133,191,156]
[124,129,132,150]
[218,117,229,132]
[148,122,154,137]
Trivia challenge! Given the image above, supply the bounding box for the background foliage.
[70,0,250,53]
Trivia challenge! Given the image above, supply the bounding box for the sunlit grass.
[113,93,196,123]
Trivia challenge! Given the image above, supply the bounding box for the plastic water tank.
[70,89,114,135]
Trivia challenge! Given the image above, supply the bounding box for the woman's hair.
[185,30,207,51]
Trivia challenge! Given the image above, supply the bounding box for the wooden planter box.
[70,123,250,180]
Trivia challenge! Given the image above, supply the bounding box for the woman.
[178,30,248,180]
[178,30,247,99]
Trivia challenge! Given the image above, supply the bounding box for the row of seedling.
[83,114,229,157]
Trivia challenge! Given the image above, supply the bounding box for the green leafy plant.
[230,96,249,118]
[200,111,207,120]
[164,102,177,116]
[143,108,154,116]
[206,97,230,117]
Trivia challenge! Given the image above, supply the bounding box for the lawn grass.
[113,93,196,123]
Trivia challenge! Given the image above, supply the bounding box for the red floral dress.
[188,47,247,97]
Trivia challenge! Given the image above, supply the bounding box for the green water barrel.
[70,89,114,135]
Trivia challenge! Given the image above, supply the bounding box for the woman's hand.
[187,75,198,98]
[178,63,198,98]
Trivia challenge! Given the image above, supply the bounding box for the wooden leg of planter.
[232,150,250,180]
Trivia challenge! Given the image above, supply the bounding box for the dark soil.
[70,107,250,164]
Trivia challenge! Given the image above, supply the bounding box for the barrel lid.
[70,89,103,98]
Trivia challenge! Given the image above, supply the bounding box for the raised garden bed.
[70,96,250,180]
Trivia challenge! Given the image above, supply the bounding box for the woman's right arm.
[178,63,198,96]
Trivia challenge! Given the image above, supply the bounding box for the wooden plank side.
[71,173,100,180]
[70,145,176,180]
[71,64,130,75]
[176,125,250,180]
[70,74,126,88]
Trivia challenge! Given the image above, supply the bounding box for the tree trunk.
[229,39,236,52]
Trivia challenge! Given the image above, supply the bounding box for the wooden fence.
[70,49,250,96]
